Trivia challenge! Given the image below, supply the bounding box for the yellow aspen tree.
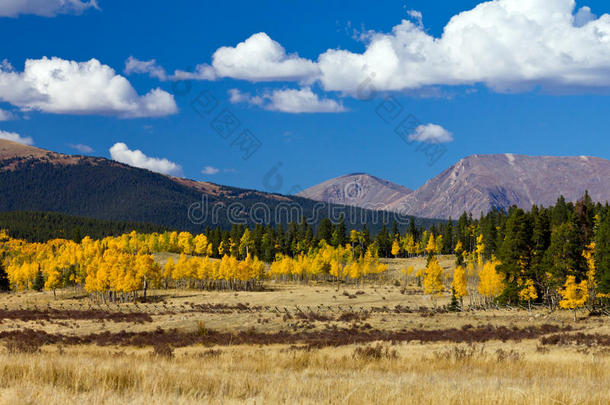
[478,259,505,307]
[239,229,254,258]
[559,276,589,321]
[163,257,175,289]
[475,234,485,268]
[348,261,362,281]
[519,279,538,311]
[452,265,468,309]
[193,234,209,256]
[391,239,401,258]
[424,256,445,300]
[44,258,63,299]
[435,235,443,255]
[168,231,179,253]
[177,232,194,255]
[454,240,464,257]
[425,234,436,256]
[229,238,239,258]
[403,234,416,257]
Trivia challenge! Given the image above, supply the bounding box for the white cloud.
[68,143,94,153]
[201,166,219,175]
[228,89,264,106]
[0,57,178,118]
[0,130,34,145]
[184,1,610,95]
[124,56,168,81]
[408,124,453,144]
[228,87,346,113]
[177,32,319,82]
[317,0,610,93]
[109,142,182,176]
[124,56,216,81]
[0,108,14,121]
[172,64,217,81]
[406,10,423,28]
[0,0,99,18]
[264,87,346,113]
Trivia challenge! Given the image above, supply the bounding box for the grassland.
[0,257,608,404]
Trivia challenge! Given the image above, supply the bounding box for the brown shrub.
[354,343,398,360]
[4,340,40,354]
[152,343,174,358]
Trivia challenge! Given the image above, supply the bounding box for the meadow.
[0,257,608,405]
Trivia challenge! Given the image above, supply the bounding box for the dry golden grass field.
[0,257,608,404]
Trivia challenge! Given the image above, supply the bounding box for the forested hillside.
[0,211,168,242]
[0,150,435,233]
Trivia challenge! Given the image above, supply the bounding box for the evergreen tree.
[480,211,497,260]
[331,215,347,247]
[443,219,454,255]
[361,224,371,251]
[33,267,45,292]
[408,219,418,242]
[544,213,587,287]
[0,260,9,291]
[391,221,399,239]
[497,207,532,302]
[530,205,551,283]
[317,218,333,243]
[376,224,391,257]
[594,206,610,294]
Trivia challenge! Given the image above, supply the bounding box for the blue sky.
[1,0,609,195]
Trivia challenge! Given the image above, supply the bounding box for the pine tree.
[33,267,45,292]
[0,260,10,291]
[594,207,610,295]
[545,214,587,287]
[317,218,333,243]
[497,207,532,302]
[331,215,347,247]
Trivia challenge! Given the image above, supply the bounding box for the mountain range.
[299,153,610,219]
[2,139,608,226]
[0,139,426,232]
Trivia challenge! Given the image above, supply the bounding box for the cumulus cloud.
[212,33,319,82]
[68,143,94,153]
[0,108,14,121]
[0,130,34,145]
[0,0,99,18]
[408,124,453,144]
[319,0,610,93]
[124,56,168,81]
[0,57,177,118]
[182,1,610,95]
[176,33,318,82]
[228,87,346,113]
[201,166,219,175]
[109,142,182,176]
